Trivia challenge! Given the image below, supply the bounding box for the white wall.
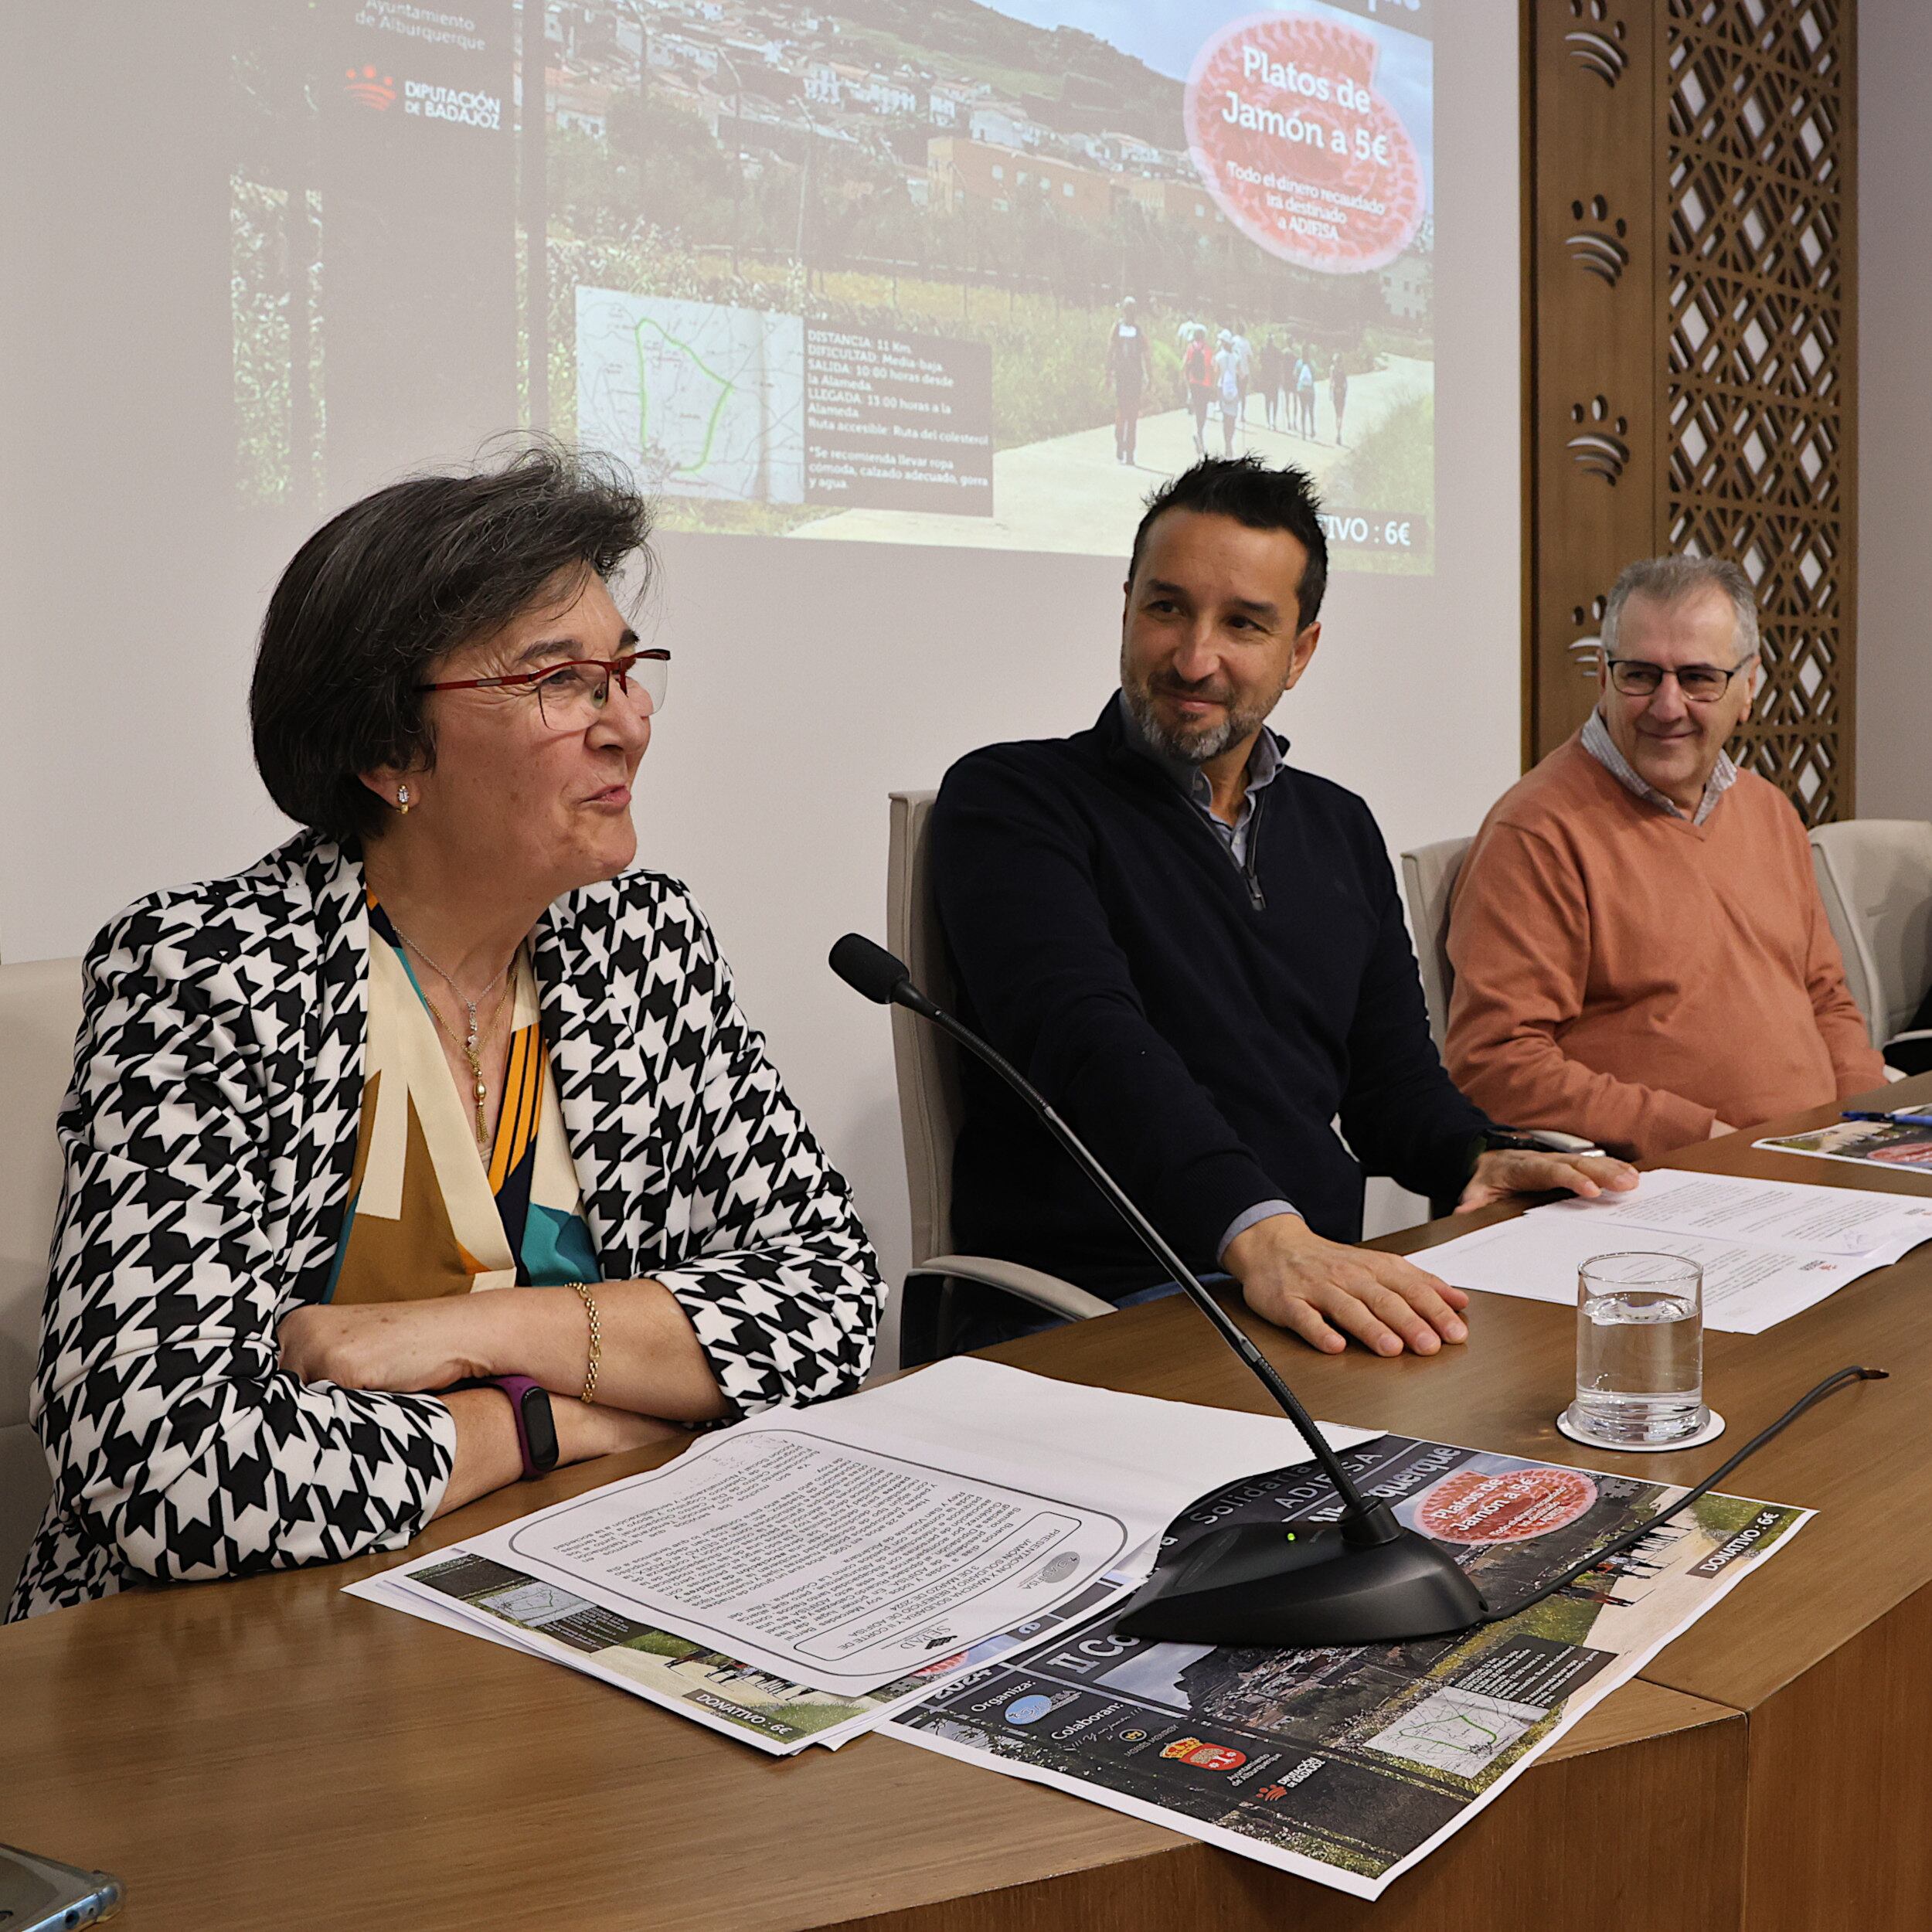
[1856,0,1932,821]
[0,5,1519,1332]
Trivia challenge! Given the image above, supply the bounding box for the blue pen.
[1840,1108,1932,1125]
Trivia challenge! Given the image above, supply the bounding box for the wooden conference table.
[4,1080,1930,1931]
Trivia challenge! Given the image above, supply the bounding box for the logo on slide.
[345,65,397,110]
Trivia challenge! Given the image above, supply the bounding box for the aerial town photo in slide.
[230,0,1434,569]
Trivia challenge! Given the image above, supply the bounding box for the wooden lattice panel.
[1527,0,1855,822]
[1663,0,1852,821]
[1527,0,1657,761]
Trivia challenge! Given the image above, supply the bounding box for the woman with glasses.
[9,445,884,1621]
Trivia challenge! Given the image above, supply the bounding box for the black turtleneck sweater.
[930,698,1491,1297]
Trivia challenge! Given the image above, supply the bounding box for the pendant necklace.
[386,921,518,1150]
[428,967,516,1150]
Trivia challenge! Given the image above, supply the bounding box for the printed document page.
[1419,1211,1878,1333]
[457,1359,1375,1696]
[1530,1167,1932,1259]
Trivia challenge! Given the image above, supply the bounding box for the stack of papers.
[1420,1168,1932,1331]
[349,1357,1816,1900]
[352,1540,1145,1753]
[348,1358,1370,1753]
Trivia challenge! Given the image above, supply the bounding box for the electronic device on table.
[0,1843,125,1932]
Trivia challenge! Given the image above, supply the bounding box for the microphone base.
[1115,1521,1486,1649]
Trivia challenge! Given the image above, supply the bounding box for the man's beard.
[1123,670,1284,764]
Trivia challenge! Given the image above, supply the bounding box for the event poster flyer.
[232,1,1437,567]
[887,1435,1808,1899]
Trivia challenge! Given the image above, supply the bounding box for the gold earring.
[396,784,411,815]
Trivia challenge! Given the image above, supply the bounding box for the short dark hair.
[250,441,652,844]
[1125,455,1328,631]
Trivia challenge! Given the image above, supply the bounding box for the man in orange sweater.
[1445,556,1883,1162]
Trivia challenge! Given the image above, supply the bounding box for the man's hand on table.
[1223,1212,1469,1358]
[1454,1148,1639,1214]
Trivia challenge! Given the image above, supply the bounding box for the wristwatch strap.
[493,1374,560,1481]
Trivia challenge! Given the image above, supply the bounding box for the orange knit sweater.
[1444,734,1883,1161]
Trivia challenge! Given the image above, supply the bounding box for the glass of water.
[1564,1252,1706,1448]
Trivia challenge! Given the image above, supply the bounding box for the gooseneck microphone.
[829,933,944,1019]
[829,931,1487,1647]
[831,933,1886,1646]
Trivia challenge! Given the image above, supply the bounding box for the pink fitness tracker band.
[492,1374,560,1481]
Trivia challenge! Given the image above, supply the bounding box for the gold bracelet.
[567,1281,601,1405]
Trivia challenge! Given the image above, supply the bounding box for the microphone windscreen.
[828,933,912,1005]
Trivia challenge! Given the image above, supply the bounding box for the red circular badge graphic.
[1413,1468,1600,1544]
[1184,11,1424,274]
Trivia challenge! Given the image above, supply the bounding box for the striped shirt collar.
[1581,707,1738,827]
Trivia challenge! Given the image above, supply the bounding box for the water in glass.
[1568,1251,1705,1447]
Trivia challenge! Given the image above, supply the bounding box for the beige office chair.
[1808,819,1932,1053]
[0,957,83,1601]
[1399,835,1597,1160]
[886,791,1111,1366]
[1400,836,1474,1056]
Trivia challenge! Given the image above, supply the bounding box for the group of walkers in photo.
[1104,298,1350,466]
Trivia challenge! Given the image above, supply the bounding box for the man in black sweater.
[931,457,1634,1358]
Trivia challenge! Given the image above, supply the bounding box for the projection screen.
[230,0,1437,568]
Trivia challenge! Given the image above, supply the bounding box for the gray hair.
[1600,555,1760,666]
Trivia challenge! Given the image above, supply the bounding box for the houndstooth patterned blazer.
[9,835,884,1621]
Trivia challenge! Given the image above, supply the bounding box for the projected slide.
[230,0,1434,570]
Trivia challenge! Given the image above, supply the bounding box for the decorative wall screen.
[1526,0,1855,821]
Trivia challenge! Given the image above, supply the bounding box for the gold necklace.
[384,919,519,1150]
[419,963,518,1151]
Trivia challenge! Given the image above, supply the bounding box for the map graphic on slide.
[577,290,805,505]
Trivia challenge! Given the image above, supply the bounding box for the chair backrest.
[1808,819,1932,1047]
[886,791,961,1266]
[1400,835,1475,1054]
[0,957,83,1600]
